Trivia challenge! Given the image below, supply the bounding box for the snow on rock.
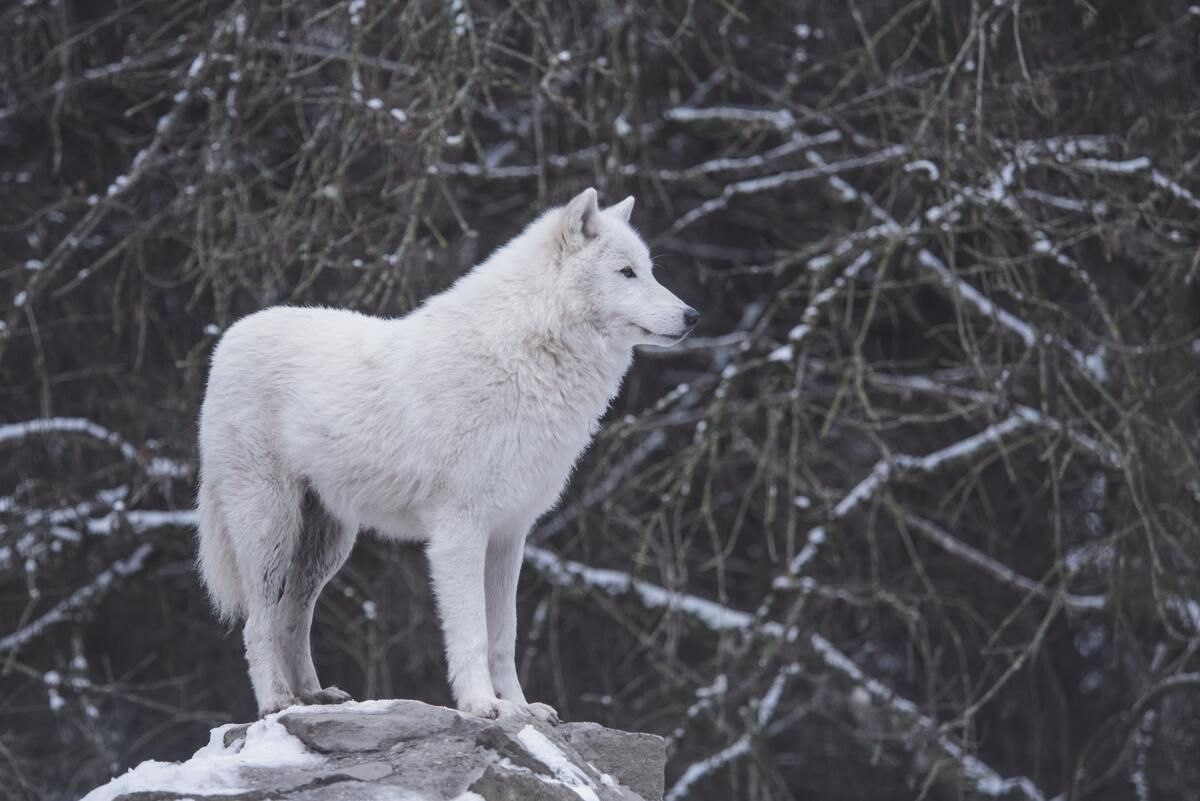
[80,698,665,800]
[81,716,319,801]
[517,725,602,800]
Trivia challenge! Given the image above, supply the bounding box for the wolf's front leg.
[427,515,515,719]
[485,533,559,724]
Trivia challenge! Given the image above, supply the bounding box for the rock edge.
[82,699,665,801]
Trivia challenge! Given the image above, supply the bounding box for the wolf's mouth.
[635,324,690,340]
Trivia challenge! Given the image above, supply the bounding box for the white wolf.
[196,188,697,719]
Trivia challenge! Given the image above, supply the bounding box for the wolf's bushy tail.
[196,476,245,623]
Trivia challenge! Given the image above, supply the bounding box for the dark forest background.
[2,1,1199,799]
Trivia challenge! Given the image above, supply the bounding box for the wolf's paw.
[259,695,302,716]
[300,685,354,706]
[458,696,523,720]
[520,701,560,725]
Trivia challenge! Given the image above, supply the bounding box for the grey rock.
[561,722,666,801]
[85,699,665,801]
[280,700,463,753]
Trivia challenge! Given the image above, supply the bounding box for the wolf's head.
[553,188,698,347]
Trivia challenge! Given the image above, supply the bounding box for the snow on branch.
[914,251,1036,348]
[1071,157,1150,175]
[665,734,751,801]
[777,414,1035,582]
[803,149,1108,383]
[440,129,846,185]
[0,417,190,479]
[638,331,752,359]
[663,145,907,238]
[84,508,198,536]
[646,130,842,182]
[0,504,196,651]
[0,417,139,457]
[0,487,128,571]
[1149,169,1200,213]
[433,144,604,178]
[768,250,874,363]
[524,545,1047,801]
[437,130,846,185]
[0,10,237,358]
[664,106,797,130]
[665,664,802,800]
[860,369,1121,469]
[897,511,1105,612]
[524,545,776,635]
[809,633,1048,801]
[0,543,155,655]
[892,414,1032,474]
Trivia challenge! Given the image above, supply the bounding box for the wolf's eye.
[620,266,636,278]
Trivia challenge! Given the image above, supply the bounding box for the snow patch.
[516,725,599,801]
[81,716,319,801]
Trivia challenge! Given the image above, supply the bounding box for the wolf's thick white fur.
[197,189,696,718]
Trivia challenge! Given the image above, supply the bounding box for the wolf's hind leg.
[280,488,358,706]
[224,474,304,715]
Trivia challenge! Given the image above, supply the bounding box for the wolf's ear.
[606,195,634,223]
[561,187,602,251]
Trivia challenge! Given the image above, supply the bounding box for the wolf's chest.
[464,384,605,505]
[493,399,599,469]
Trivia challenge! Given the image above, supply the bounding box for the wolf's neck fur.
[414,218,633,416]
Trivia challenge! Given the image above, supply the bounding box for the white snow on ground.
[81,714,320,801]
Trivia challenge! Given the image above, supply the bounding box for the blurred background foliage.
[2,1,1199,799]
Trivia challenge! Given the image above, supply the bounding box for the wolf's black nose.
[683,308,700,328]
